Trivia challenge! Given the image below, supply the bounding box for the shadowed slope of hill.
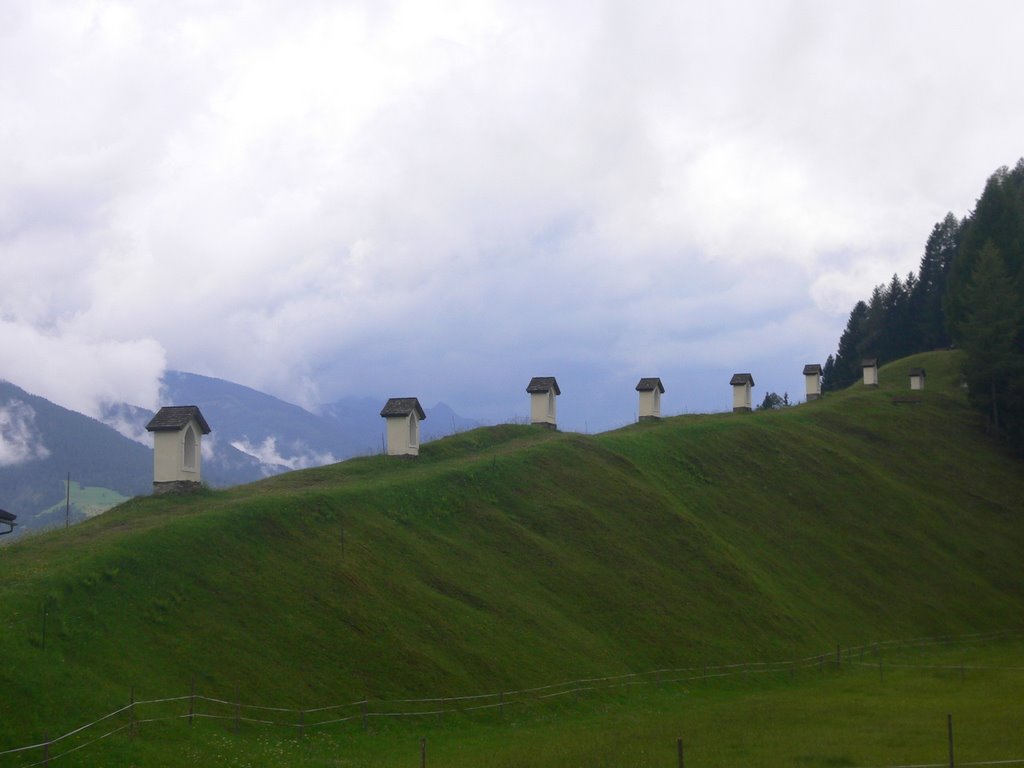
[1,351,1021,747]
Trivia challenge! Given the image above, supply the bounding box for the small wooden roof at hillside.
[145,405,211,434]
[526,377,560,395]
[380,398,426,420]
[909,367,926,378]
[729,373,755,386]
[803,364,822,375]
[635,377,665,393]
[862,358,878,368]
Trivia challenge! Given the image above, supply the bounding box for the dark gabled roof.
[0,508,16,523]
[729,373,755,386]
[526,377,560,395]
[635,377,665,393]
[145,406,211,434]
[909,367,926,377]
[803,364,822,375]
[380,397,426,420]
[862,358,878,367]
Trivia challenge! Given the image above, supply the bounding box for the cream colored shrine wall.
[152,420,203,483]
[863,367,878,386]
[910,376,925,390]
[530,391,556,425]
[805,374,821,398]
[638,389,661,418]
[386,414,419,456]
[732,384,751,410]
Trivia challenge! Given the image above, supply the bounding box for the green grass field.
[8,636,1022,767]
[1,350,1022,765]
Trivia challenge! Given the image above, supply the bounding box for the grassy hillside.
[1,351,1022,760]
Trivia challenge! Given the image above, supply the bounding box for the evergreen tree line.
[822,159,1024,454]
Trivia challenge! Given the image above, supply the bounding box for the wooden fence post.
[677,736,684,768]
[361,700,368,731]
[299,709,305,739]
[499,691,504,718]
[420,736,427,768]
[836,644,841,668]
[129,687,135,739]
[948,713,955,768]
[189,674,195,726]
[234,687,240,734]
[42,731,49,767]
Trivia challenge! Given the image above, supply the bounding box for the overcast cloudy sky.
[2,0,1022,433]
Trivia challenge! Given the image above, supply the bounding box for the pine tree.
[824,302,869,391]
[958,242,1023,435]
[912,212,960,349]
[947,160,1024,341]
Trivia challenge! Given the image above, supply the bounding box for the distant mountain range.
[1,372,480,535]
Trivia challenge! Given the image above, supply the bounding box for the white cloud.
[0,400,50,467]
[1,1,1023,429]
[230,436,338,472]
[0,320,165,417]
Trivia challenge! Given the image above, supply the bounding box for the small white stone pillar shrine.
[803,364,822,401]
[380,398,426,457]
[729,373,755,413]
[862,358,879,387]
[635,378,664,421]
[145,405,211,494]
[909,367,926,390]
[526,377,560,428]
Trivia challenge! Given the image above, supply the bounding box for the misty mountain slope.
[0,380,151,530]
[2,350,1022,755]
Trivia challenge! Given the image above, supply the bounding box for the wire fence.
[2,630,1022,767]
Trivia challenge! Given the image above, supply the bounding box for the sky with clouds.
[2,0,1022,433]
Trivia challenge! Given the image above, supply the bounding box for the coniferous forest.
[822,158,1024,454]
